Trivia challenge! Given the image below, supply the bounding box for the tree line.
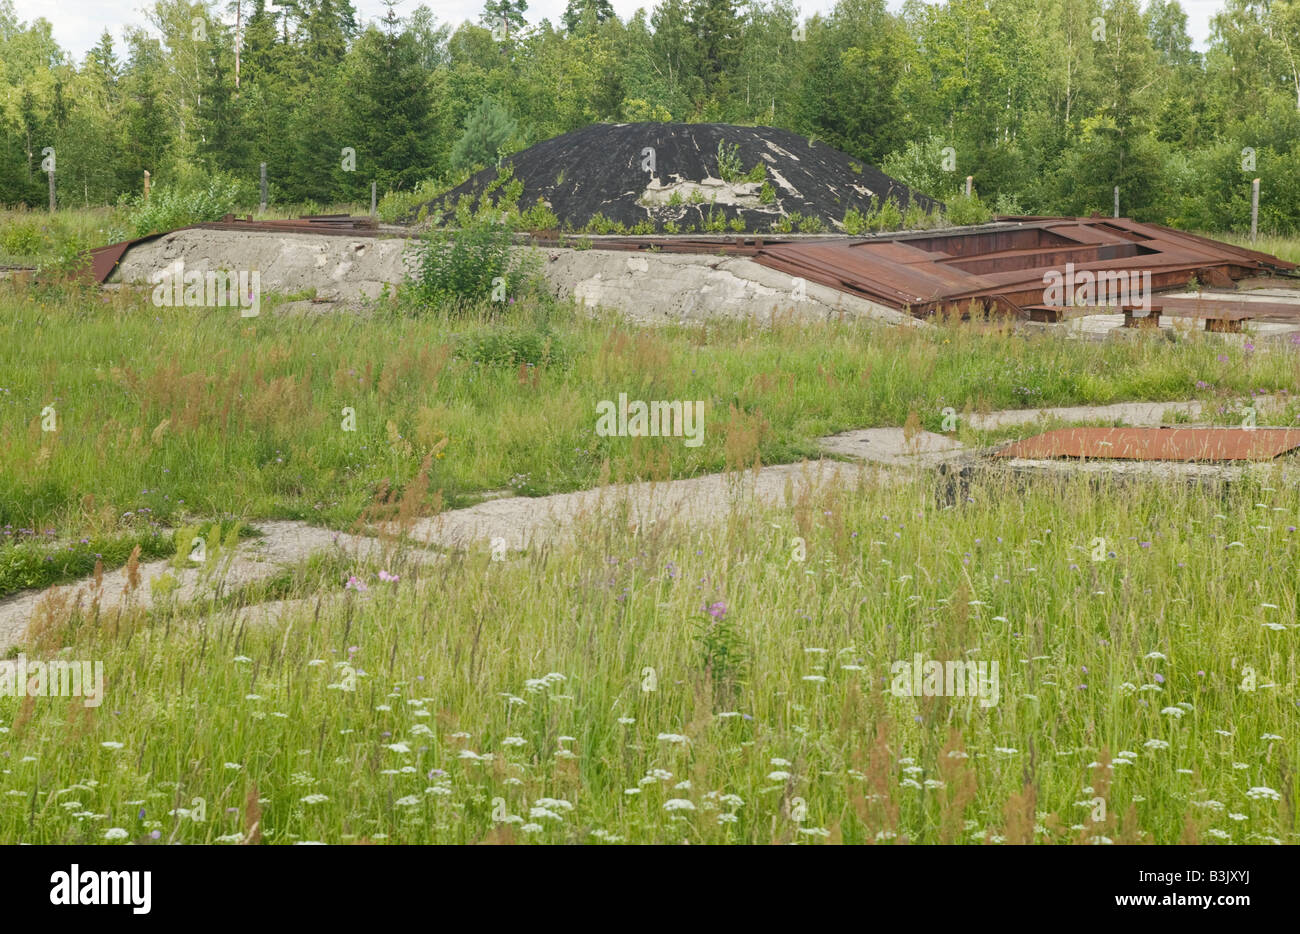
[2,0,1299,232]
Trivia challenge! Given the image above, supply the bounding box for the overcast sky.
[14,0,1224,63]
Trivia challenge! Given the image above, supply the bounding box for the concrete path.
[0,396,1285,650]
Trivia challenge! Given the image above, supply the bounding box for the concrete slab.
[819,427,966,465]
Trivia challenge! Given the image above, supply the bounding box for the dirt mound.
[417,123,941,233]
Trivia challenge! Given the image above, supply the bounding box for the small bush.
[127,173,250,237]
[759,181,776,205]
[520,198,559,231]
[379,176,462,224]
[943,192,993,226]
[406,209,531,312]
[842,207,867,235]
[716,141,745,183]
[455,325,569,368]
[0,218,49,256]
[874,200,903,231]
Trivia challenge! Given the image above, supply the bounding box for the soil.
[415,122,941,232]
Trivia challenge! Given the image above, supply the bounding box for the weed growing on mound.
[125,173,251,237]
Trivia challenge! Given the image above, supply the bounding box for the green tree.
[451,97,518,170]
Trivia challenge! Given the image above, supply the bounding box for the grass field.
[0,233,1297,844]
[2,470,1296,844]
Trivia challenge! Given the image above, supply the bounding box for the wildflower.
[104,828,129,841]
[767,771,791,782]
[663,799,695,812]
[300,794,329,805]
[1160,706,1184,718]
[345,575,367,591]
[1246,786,1281,801]
[101,742,124,750]
[378,570,399,583]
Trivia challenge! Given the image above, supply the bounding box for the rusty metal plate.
[750,218,1296,317]
[995,427,1300,462]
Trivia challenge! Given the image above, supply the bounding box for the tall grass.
[2,471,1295,844]
[1,282,1297,537]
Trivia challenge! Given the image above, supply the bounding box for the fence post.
[1248,176,1258,244]
[259,162,268,214]
[965,175,973,198]
[144,170,151,203]
[48,168,55,212]
[1113,186,1119,218]
[370,181,377,218]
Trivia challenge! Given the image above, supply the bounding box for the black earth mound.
[416,122,941,233]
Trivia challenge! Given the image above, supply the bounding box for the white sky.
[15,0,1223,63]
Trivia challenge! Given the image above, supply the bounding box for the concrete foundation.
[106,228,921,326]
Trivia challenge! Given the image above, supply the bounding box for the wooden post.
[965,175,973,197]
[47,168,55,212]
[1113,186,1119,218]
[144,170,151,203]
[259,162,267,214]
[370,181,377,217]
[1248,176,1258,244]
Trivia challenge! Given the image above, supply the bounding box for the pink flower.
[345,575,368,592]
[378,570,400,583]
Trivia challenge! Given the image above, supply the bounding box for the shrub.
[379,175,465,224]
[759,181,776,205]
[520,198,560,231]
[874,200,903,231]
[127,173,250,237]
[943,192,993,226]
[842,207,867,235]
[406,210,531,312]
[716,141,745,183]
[455,325,569,368]
[0,218,49,257]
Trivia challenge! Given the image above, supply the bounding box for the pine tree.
[450,98,517,170]
[562,0,614,35]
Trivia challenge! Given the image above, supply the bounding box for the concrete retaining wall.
[108,228,920,327]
